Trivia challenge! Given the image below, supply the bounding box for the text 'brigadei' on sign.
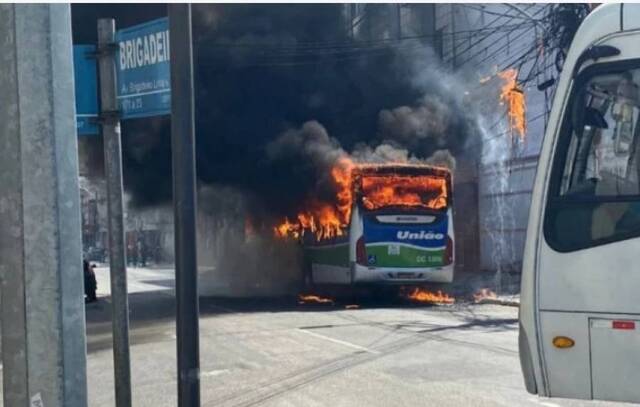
[118,29,170,71]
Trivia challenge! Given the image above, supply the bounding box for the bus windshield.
[546,67,640,250]
[359,173,449,211]
[561,70,640,198]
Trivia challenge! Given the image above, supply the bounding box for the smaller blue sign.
[116,18,171,119]
[73,45,99,135]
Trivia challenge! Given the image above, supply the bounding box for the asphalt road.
[85,267,624,407]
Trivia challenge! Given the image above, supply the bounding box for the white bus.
[304,164,454,287]
[520,4,640,403]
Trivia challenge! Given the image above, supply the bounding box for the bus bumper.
[352,263,454,284]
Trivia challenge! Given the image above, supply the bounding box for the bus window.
[359,174,449,211]
[546,68,640,251]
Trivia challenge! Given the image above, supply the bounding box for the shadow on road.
[85,283,516,354]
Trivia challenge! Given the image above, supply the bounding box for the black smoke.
[73,4,480,221]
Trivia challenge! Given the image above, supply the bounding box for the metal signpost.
[97,19,132,407]
[168,5,201,406]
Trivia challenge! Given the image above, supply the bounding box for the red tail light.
[356,236,367,265]
[444,235,453,265]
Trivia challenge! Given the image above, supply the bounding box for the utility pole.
[97,18,132,407]
[168,4,201,406]
[0,4,88,407]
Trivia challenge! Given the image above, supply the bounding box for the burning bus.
[276,161,454,287]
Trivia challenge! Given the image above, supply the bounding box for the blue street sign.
[115,17,171,119]
[73,45,99,135]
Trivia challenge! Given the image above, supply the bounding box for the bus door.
[522,33,640,402]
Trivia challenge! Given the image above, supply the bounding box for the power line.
[463,4,543,21]
[456,5,549,70]
[461,40,542,98]
[447,4,540,65]
[195,23,540,68]
[195,22,537,53]
[474,36,538,72]
[199,45,425,68]
[197,39,432,68]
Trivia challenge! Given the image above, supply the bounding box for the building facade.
[435,4,555,273]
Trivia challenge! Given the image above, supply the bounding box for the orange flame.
[274,161,450,242]
[360,174,448,211]
[274,157,354,241]
[404,287,455,304]
[298,294,334,305]
[473,288,497,303]
[498,69,526,141]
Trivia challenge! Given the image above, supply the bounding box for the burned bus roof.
[352,163,452,178]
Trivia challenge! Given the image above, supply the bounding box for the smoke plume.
[113,5,479,216]
[74,5,486,295]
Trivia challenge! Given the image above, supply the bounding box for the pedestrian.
[83,259,98,303]
[128,240,137,267]
[137,239,146,267]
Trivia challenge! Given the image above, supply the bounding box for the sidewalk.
[447,270,521,306]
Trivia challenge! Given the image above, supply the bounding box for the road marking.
[201,369,229,378]
[297,328,380,354]
[529,397,561,407]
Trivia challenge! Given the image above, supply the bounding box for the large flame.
[498,69,526,141]
[274,157,354,241]
[360,174,447,211]
[274,160,449,242]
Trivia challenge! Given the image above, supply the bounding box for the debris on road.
[473,288,497,302]
[298,294,335,305]
[473,289,519,307]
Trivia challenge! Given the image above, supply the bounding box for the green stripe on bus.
[365,245,445,268]
[305,243,350,267]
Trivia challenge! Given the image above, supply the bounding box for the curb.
[475,298,520,307]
